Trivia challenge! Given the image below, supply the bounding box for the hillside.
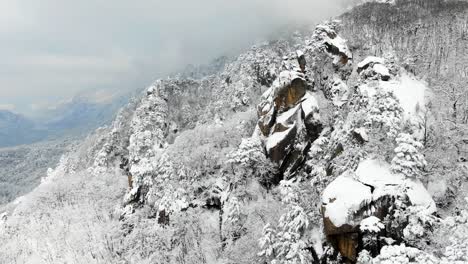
[1,1,467,263]
[0,110,47,147]
[0,138,75,205]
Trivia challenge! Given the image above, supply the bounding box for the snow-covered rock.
[373,64,391,81]
[321,159,436,261]
[360,216,385,233]
[357,56,386,71]
[322,172,372,228]
[257,53,322,177]
[357,56,391,81]
[312,21,353,66]
[329,77,349,106]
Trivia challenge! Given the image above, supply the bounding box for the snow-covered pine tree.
[258,180,314,264]
[391,133,427,180]
[366,89,403,138]
[226,137,278,187]
[222,196,245,241]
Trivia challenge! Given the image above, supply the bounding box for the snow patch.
[357,56,385,70]
[356,159,405,187]
[265,125,295,151]
[383,73,427,117]
[301,92,319,117]
[373,64,390,78]
[296,50,304,58]
[276,104,301,125]
[360,216,384,233]
[322,172,372,227]
[405,180,437,214]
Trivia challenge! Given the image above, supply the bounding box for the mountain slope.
[1,1,468,263]
[0,138,74,205]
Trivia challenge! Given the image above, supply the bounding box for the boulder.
[324,35,353,66]
[357,56,391,81]
[322,172,373,231]
[321,159,436,262]
[314,22,353,66]
[373,64,391,81]
[357,56,386,72]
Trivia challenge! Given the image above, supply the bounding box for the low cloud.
[0,0,354,115]
[0,104,16,112]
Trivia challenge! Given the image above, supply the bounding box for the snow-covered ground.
[0,167,127,264]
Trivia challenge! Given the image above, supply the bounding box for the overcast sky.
[0,0,353,116]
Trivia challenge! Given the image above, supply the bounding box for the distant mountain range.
[0,110,46,147]
[0,90,130,147]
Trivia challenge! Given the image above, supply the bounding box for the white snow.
[265,125,295,151]
[355,159,405,200]
[358,81,379,98]
[261,86,273,100]
[147,85,155,95]
[357,56,385,69]
[322,172,372,227]
[355,159,405,187]
[381,73,427,117]
[427,179,447,200]
[363,0,396,4]
[301,92,319,117]
[330,77,349,106]
[354,159,436,215]
[315,24,333,34]
[325,35,352,64]
[405,179,437,214]
[353,127,369,142]
[296,50,304,58]
[360,216,385,233]
[373,64,390,78]
[276,104,301,125]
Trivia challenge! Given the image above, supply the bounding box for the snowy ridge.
[2,2,468,263]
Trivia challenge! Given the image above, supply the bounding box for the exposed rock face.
[321,159,436,262]
[257,55,322,179]
[305,20,354,103]
[314,23,353,66]
[273,71,307,110]
[357,56,391,81]
[255,21,358,180]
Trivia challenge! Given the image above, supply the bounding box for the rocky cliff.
[1,1,468,263]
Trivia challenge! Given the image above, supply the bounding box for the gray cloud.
[0,0,353,115]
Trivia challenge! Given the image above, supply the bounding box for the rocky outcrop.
[305,20,354,104]
[357,56,391,81]
[257,54,322,179]
[314,23,353,66]
[321,159,436,262]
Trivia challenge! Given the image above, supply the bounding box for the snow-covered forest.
[1,0,468,263]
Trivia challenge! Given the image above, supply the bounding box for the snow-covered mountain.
[40,90,130,139]
[0,138,73,205]
[0,90,130,147]
[1,0,468,263]
[0,110,47,147]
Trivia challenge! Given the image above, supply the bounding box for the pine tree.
[226,137,278,187]
[258,180,314,264]
[367,89,403,138]
[391,133,427,179]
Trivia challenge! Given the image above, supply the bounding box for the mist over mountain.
[0,110,46,147]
